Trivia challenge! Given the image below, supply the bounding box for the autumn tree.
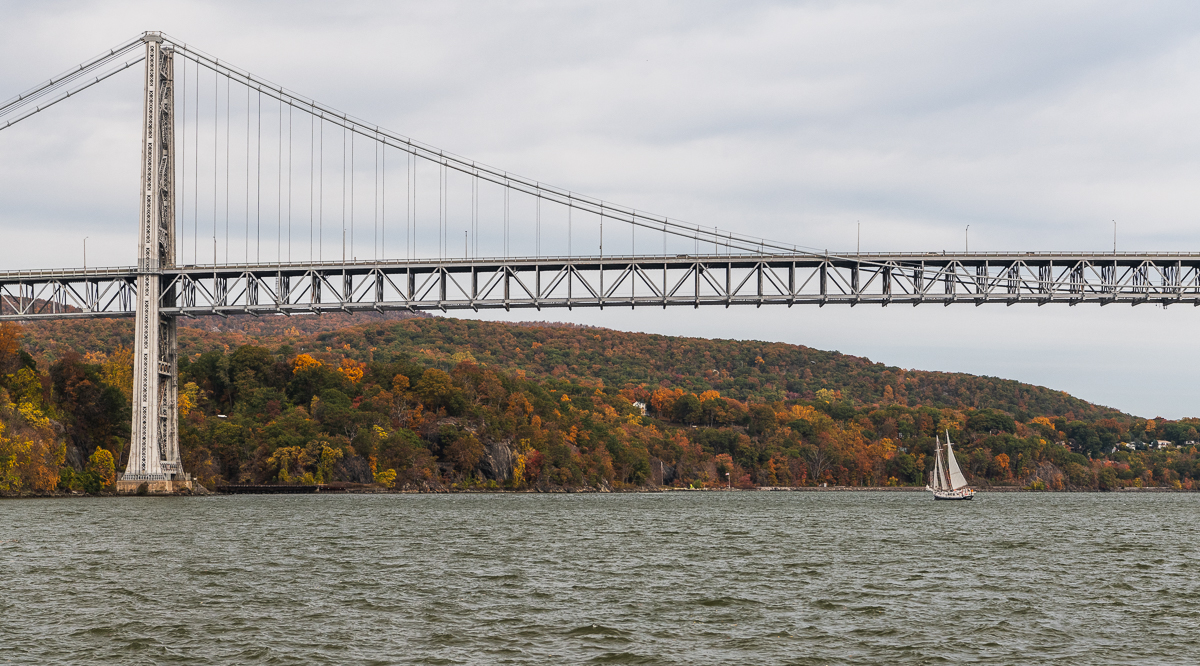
[87,448,116,486]
[0,322,21,375]
[101,346,134,400]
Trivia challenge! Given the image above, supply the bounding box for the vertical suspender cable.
[381,137,386,261]
[288,102,292,263]
[319,118,323,262]
[412,153,417,260]
[471,175,477,258]
[310,106,314,263]
[341,125,346,263]
[213,66,218,265]
[180,57,186,261]
[439,162,445,259]
[350,130,355,260]
[194,59,199,265]
[405,151,410,260]
[277,96,282,262]
[225,76,230,264]
[257,90,262,264]
[245,83,250,264]
[406,153,411,260]
[373,134,378,260]
[437,161,442,259]
[444,163,448,259]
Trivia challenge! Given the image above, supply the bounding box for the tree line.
[1,318,1198,494]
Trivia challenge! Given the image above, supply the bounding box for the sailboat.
[926,431,975,500]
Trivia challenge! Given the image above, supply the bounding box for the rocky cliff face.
[479,439,516,483]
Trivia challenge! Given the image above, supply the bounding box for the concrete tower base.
[116,475,196,494]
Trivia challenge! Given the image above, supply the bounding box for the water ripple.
[2,492,1199,664]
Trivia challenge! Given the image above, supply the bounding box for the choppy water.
[3,491,1199,664]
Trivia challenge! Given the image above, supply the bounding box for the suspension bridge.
[1,32,1196,490]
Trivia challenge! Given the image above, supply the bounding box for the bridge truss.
[3,251,1200,321]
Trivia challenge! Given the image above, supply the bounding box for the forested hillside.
[2,314,1198,495]
[21,314,1117,419]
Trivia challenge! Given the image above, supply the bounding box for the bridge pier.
[117,33,190,493]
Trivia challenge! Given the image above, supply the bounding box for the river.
[2,491,1197,664]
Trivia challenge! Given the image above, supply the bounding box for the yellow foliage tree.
[0,399,65,494]
[292,353,322,374]
[337,358,365,384]
[7,368,42,408]
[178,382,201,418]
[511,438,533,487]
[316,445,344,483]
[267,446,312,484]
[102,346,135,399]
[87,448,116,486]
[374,467,397,487]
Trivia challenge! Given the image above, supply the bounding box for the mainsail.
[945,436,968,490]
[933,436,946,490]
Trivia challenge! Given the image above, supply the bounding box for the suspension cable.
[163,38,800,257]
[0,36,144,131]
[0,35,142,114]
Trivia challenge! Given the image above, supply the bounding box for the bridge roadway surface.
[3,251,1200,320]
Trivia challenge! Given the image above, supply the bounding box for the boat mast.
[933,436,946,490]
[944,429,969,491]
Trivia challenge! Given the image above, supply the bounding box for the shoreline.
[3,485,1195,499]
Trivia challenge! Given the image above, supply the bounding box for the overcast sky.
[3,1,1200,418]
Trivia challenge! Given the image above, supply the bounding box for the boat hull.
[932,488,975,500]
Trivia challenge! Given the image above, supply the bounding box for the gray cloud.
[3,0,1200,416]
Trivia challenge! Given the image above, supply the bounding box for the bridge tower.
[117,33,190,493]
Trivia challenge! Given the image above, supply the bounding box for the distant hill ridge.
[18,311,1122,420]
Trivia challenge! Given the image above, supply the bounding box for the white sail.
[933,436,946,490]
[945,434,969,490]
